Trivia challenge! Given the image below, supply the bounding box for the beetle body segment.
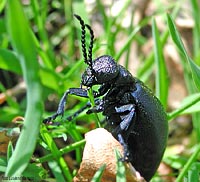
[128,80,168,181]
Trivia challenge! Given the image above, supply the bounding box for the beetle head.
[74,15,119,87]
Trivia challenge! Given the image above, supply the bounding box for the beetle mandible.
[44,14,168,181]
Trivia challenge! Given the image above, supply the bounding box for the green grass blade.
[187,164,199,182]
[110,0,132,27]
[167,14,200,91]
[176,144,200,182]
[64,0,75,58]
[137,27,169,82]
[5,0,43,178]
[115,24,142,61]
[91,164,106,182]
[191,0,200,62]
[7,142,13,162]
[115,150,126,182]
[137,4,181,82]
[115,17,150,61]
[72,0,88,21]
[179,94,200,115]
[37,139,85,163]
[40,125,73,181]
[48,161,66,182]
[152,18,169,108]
[31,0,55,66]
[0,49,22,74]
[166,5,200,143]
[39,68,62,90]
[0,0,6,12]
[96,0,108,29]
[167,93,200,120]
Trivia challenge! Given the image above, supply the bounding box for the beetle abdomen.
[129,80,168,181]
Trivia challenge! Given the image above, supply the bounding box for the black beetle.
[44,14,168,181]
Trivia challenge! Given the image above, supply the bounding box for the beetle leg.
[117,133,130,161]
[43,88,89,124]
[66,102,92,121]
[115,104,135,131]
[113,104,136,161]
[66,98,101,120]
[86,99,104,114]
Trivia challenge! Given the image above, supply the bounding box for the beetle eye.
[81,68,96,87]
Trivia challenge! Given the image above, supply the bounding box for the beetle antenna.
[85,24,94,68]
[74,14,88,65]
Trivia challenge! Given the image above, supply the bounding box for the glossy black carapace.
[44,14,168,181]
